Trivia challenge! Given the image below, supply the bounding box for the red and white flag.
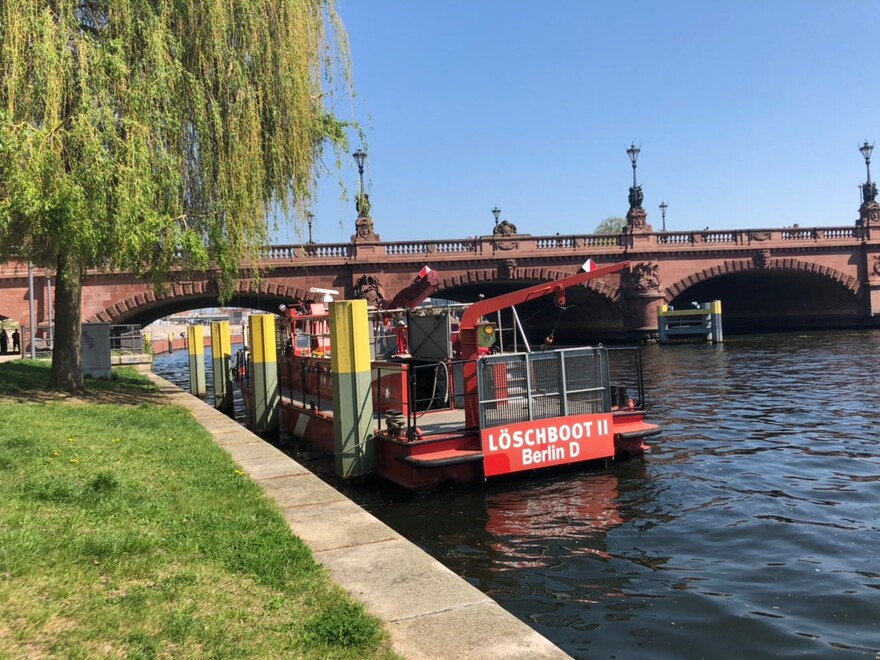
[581,258,596,272]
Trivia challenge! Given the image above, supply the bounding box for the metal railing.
[475,346,646,429]
[604,347,646,410]
[477,347,611,428]
[110,325,144,353]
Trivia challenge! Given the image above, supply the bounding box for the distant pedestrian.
[11,329,19,353]
[0,329,7,354]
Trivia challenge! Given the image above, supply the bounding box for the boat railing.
[373,359,470,442]
[372,361,409,436]
[476,347,612,428]
[603,346,646,410]
[289,355,332,412]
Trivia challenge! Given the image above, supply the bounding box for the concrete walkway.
[147,373,570,660]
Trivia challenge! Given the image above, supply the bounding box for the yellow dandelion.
[167,437,174,443]
[234,469,245,476]
[113,438,121,444]
[70,458,79,464]
[67,437,75,443]
[51,450,60,457]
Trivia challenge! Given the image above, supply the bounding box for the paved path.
[148,372,570,660]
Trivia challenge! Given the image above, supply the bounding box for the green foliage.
[595,216,627,234]
[0,1,352,292]
[302,598,383,650]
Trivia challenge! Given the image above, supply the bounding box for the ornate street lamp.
[353,148,367,192]
[352,148,370,220]
[860,140,873,182]
[659,200,668,232]
[626,143,644,212]
[306,211,314,244]
[492,206,501,226]
[861,141,876,205]
[626,143,641,189]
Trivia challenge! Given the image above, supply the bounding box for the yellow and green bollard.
[210,321,233,415]
[248,314,279,434]
[330,300,374,478]
[187,325,206,397]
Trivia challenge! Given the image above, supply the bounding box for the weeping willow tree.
[0,1,351,390]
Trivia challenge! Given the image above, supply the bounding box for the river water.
[154,331,880,658]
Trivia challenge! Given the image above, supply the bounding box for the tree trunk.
[49,250,84,391]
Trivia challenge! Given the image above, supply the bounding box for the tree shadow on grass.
[0,360,166,406]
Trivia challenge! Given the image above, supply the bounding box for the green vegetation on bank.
[0,361,393,658]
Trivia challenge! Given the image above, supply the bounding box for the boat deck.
[281,387,469,437]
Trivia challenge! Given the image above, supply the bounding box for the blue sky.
[277,1,880,245]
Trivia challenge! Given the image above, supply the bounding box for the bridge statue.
[493,219,518,237]
[353,193,378,242]
[355,192,371,218]
[863,181,878,205]
[628,185,644,211]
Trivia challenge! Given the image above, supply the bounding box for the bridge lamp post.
[860,140,874,185]
[306,212,315,244]
[492,206,501,226]
[353,148,367,200]
[627,143,641,189]
[659,200,668,232]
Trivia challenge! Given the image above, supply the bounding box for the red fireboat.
[235,261,660,492]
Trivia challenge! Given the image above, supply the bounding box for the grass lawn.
[0,361,395,659]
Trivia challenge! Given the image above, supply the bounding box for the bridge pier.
[863,279,880,325]
[623,292,664,340]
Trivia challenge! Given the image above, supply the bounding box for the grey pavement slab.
[258,472,348,506]
[222,440,289,463]
[147,372,570,659]
[280,500,399,553]
[387,601,570,660]
[237,455,311,481]
[315,537,494,622]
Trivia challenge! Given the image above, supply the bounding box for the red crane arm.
[457,260,630,428]
[459,261,630,332]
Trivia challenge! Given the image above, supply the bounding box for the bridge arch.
[88,279,320,327]
[664,257,859,300]
[664,257,864,332]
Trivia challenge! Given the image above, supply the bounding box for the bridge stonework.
[3,223,880,341]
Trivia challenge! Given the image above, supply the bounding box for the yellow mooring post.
[248,314,279,434]
[210,321,233,414]
[187,325,206,397]
[330,299,375,479]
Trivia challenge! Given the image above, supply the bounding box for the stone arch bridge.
[3,222,880,343]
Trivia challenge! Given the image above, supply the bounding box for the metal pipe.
[510,306,531,353]
[46,277,53,349]
[27,263,36,359]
